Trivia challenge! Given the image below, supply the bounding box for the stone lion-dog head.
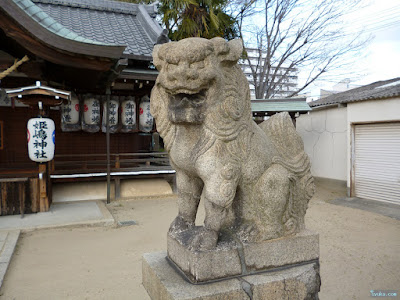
[151,37,252,152]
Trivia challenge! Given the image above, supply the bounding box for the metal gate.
[353,122,400,204]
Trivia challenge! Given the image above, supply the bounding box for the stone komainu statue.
[151,37,315,250]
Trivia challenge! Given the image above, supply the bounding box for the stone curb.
[0,230,20,289]
[0,201,115,233]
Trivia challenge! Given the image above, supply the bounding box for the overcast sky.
[351,0,400,84]
[306,0,400,96]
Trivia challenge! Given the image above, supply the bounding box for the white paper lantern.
[61,96,79,124]
[121,97,136,126]
[60,94,81,132]
[139,95,153,132]
[83,97,101,125]
[102,99,119,126]
[82,95,100,133]
[102,98,119,133]
[27,117,55,162]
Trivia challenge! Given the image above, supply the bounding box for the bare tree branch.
[234,0,370,99]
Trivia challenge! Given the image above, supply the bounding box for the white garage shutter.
[354,122,400,204]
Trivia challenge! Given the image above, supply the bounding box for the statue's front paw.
[284,218,297,235]
[189,227,218,251]
[169,216,194,234]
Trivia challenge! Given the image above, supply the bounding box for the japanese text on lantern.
[91,100,100,123]
[32,120,48,159]
[125,102,135,125]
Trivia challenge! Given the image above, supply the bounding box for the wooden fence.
[0,152,173,215]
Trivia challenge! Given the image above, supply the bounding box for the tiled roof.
[310,77,400,107]
[32,0,162,58]
[13,0,112,46]
[251,98,311,113]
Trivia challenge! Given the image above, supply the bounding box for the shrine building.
[0,0,173,215]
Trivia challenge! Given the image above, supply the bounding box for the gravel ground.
[0,182,399,300]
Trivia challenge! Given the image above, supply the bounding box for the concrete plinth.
[167,229,319,283]
[142,251,320,300]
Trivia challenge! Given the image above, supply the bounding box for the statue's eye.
[190,61,204,69]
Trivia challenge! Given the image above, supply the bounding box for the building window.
[0,121,3,150]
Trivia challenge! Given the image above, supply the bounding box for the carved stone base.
[167,229,319,283]
[142,251,321,300]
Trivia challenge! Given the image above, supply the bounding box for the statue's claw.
[169,215,194,234]
[188,227,218,251]
[284,218,297,235]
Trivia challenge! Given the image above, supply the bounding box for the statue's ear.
[152,44,163,71]
[212,38,243,66]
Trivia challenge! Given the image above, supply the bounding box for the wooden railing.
[52,152,170,172]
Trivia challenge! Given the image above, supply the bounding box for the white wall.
[297,97,400,192]
[297,106,347,181]
[347,97,400,123]
[346,97,400,190]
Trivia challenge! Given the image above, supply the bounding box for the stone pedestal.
[167,229,319,283]
[142,251,321,300]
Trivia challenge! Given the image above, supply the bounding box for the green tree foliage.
[158,0,238,40]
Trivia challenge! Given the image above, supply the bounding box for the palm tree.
[158,0,237,40]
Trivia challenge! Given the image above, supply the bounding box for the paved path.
[0,200,114,290]
[330,197,400,220]
[0,201,114,231]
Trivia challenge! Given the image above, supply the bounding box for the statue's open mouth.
[168,90,206,124]
[169,90,206,109]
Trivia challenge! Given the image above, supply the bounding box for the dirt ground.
[0,181,399,300]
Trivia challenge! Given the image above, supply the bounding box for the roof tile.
[17,0,33,9]
[32,0,162,57]
[251,99,311,113]
[310,78,400,107]
[26,5,41,16]
[34,11,47,21]
[13,0,115,47]
[41,17,54,27]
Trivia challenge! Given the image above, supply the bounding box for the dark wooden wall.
[0,106,152,169]
[0,179,40,215]
[0,107,37,169]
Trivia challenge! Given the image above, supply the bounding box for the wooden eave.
[121,53,153,61]
[251,98,311,115]
[0,0,126,71]
[6,84,70,106]
[12,95,65,106]
[120,68,158,81]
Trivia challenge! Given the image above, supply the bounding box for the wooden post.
[19,182,25,218]
[1,183,7,216]
[115,155,120,169]
[152,132,160,151]
[115,177,121,200]
[50,159,55,172]
[38,163,49,212]
[30,178,39,213]
[106,86,111,204]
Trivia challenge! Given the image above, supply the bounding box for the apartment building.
[239,48,298,99]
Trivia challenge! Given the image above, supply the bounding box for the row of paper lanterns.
[61,94,154,133]
[27,94,154,163]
